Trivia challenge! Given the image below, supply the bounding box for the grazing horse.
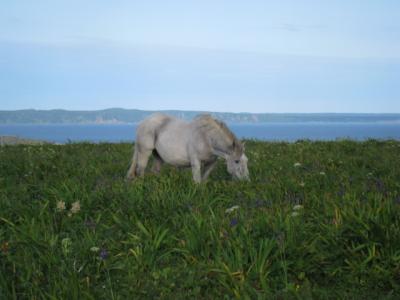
[126,113,249,183]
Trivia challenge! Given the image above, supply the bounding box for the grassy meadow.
[1,140,400,299]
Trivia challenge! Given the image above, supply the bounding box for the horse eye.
[235,160,240,164]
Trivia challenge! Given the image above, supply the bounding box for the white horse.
[126,113,249,183]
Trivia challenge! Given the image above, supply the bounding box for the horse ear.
[242,141,246,149]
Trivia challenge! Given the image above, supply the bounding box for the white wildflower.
[70,201,81,214]
[225,205,240,214]
[319,171,326,176]
[293,204,303,210]
[56,201,66,212]
[291,211,300,217]
[294,162,302,168]
[90,246,100,252]
[299,182,305,187]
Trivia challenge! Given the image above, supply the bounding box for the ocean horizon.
[1,122,399,143]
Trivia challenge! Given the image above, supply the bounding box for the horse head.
[226,140,249,181]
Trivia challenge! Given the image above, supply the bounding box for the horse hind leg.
[126,143,154,180]
[135,147,153,177]
[151,150,164,174]
[126,146,138,180]
[127,118,164,180]
[135,130,158,177]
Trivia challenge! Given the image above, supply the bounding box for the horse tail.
[126,144,139,180]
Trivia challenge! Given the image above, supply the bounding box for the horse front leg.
[190,157,202,183]
[202,159,218,181]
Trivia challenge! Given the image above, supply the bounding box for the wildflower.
[293,204,303,210]
[294,162,302,168]
[291,211,300,217]
[319,171,326,176]
[299,182,305,187]
[337,190,345,198]
[70,201,81,214]
[56,201,66,212]
[99,248,109,260]
[230,218,239,227]
[225,205,239,214]
[255,199,265,208]
[90,246,100,252]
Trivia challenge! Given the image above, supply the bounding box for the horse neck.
[193,117,236,158]
[208,132,234,158]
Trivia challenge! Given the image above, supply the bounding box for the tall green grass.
[1,140,400,299]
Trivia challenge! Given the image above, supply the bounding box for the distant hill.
[0,136,52,145]
[0,108,399,124]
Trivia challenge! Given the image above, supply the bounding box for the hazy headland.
[1,108,399,124]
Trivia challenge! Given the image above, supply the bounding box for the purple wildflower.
[337,186,345,198]
[254,199,273,208]
[230,218,239,227]
[375,178,386,193]
[254,199,266,208]
[255,199,264,208]
[99,248,109,260]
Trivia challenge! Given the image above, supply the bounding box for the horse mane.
[193,114,242,152]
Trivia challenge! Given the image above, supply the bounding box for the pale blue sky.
[1,1,399,112]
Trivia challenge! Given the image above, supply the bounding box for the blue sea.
[0,122,399,143]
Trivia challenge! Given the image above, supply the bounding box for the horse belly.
[155,138,191,167]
